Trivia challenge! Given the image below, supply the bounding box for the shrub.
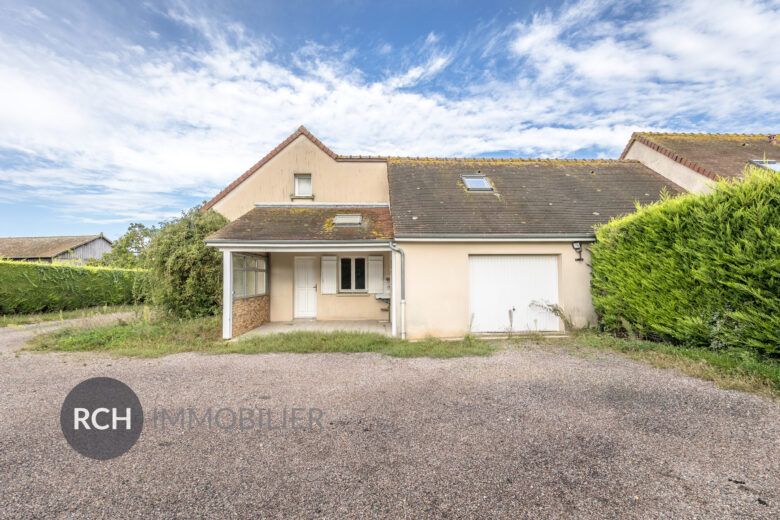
[590,166,779,357]
[101,222,157,268]
[144,206,228,318]
[0,260,143,314]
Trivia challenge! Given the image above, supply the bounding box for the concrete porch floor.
[238,320,391,339]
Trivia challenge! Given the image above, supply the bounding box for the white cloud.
[0,0,778,226]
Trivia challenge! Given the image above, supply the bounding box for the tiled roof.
[620,133,780,180]
[201,126,386,212]
[206,205,393,241]
[0,234,108,259]
[387,158,684,236]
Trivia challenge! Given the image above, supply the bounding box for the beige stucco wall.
[212,135,389,221]
[393,242,596,340]
[624,141,713,194]
[269,252,391,322]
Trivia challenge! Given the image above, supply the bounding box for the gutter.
[393,233,596,242]
[388,241,406,339]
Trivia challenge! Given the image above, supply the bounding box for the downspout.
[388,241,406,339]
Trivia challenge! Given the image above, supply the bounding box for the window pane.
[233,269,245,298]
[247,270,257,296]
[354,258,366,290]
[258,271,266,294]
[258,256,267,270]
[248,257,258,269]
[295,175,312,196]
[462,176,492,190]
[340,258,352,290]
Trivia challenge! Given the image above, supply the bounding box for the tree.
[144,206,228,318]
[102,223,156,268]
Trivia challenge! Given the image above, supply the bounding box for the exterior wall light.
[571,242,583,262]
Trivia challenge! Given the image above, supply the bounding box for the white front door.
[469,255,560,333]
[294,256,318,318]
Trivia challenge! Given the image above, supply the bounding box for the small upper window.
[294,173,312,197]
[462,174,493,191]
[333,214,362,226]
[749,159,780,172]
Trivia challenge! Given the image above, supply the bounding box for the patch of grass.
[0,305,139,327]
[27,315,497,359]
[522,331,779,399]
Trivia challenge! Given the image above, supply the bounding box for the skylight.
[333,214,362,226]
[461,174,493,191]
[749,159,780,172]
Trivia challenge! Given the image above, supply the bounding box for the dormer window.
[294,173,312,197]
[333,214,362,226]
[749,159,780,172]
[462,174,493,191]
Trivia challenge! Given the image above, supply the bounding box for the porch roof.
[206,204,393,242]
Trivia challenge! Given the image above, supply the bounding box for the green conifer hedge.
[0,261,143,314]
[590,166,779,356]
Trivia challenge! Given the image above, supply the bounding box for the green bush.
[0,261,144,314]
[144,206,228,318]
[590,166,779,357]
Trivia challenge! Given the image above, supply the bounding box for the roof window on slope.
[749,159,780,172]
[333,214,362,226]
[461,174,493,191]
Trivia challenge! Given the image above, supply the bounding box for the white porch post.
[222,250,233,340]
[390,250,397,337]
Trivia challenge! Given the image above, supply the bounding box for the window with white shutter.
[367,256,384,294]
[321,256,337,294]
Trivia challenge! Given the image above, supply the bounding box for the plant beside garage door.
[590,166,779,356]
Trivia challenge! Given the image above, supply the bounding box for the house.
[0,234,113,264]
[204,126,687,339]
[621,133,780,193]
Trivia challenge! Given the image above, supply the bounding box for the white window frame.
[232,254,267,300]
[294,173,313,197]
[333,214,362,226]
[749,159,780,172]
[338,256,367,293]
[461,174,493,191]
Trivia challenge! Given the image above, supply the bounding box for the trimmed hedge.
[0,260,144,314]
[590,166,779,357]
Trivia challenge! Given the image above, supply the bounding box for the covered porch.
[204,204,401,340]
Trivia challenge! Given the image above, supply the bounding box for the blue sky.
[1,0,779,239]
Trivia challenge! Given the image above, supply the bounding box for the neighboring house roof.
[0,234,111,259]
[201,126,386,212]
[620,133,780,180]
[387,158,684,236]
[206,205,393,242]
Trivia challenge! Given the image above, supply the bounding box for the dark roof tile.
[0,235,108,259]
[621,132,780,179]
[206,206,393,241]
[387,159,684,236]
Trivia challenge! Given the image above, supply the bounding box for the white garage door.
[469,255,560,333]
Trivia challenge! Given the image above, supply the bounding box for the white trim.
[390,251,397,337]
[207,242,391,253]
[394,236,595,243]
[338,256,368,293]
[253,203,390,207]
[222,251,233,340]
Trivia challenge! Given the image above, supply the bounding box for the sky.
[0,0,779,239]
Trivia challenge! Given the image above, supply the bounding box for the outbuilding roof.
[206,205,393,242]
[387,158,684,236]
[620,133,780,180]
[0,234,110,259]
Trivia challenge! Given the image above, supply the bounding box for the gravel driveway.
[0,320,777,519]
